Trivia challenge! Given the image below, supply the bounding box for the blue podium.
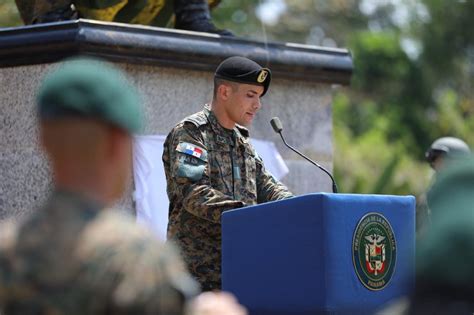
[221,193,415,315]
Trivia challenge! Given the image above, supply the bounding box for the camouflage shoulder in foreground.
[75,210,199,311]
[0,191,198,315]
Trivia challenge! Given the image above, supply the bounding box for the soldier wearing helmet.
[425,137,471,172]
[416,137,471,239]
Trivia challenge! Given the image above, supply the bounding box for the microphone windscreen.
[270,117,283,133]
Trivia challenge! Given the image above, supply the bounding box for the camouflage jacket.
[0,190,198,315]
[163,105,293,291]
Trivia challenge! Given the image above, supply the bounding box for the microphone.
[270,117,283,133]
[270,117,338,193]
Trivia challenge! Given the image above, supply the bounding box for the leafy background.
[2,0,473,201]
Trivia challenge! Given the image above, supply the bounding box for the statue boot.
[174,0,233,36]
[15,0,77,25]
[33,3,78,24]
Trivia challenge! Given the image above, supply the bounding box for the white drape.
[133,135,289,240]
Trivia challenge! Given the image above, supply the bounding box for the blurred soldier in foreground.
[408,156,474,314]
[14,0,233,36]
[163,56,293,291]
[0,58,245,315]
[416,137,471,238]
[377,156,474,315]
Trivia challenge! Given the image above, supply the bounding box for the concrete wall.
[0,62,333,219]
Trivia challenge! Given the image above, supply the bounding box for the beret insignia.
[257,69,269,83]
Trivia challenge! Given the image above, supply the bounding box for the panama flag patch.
[176,142,208,162]
[185,144,203,158]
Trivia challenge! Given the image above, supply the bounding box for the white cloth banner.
[133,135,289,240]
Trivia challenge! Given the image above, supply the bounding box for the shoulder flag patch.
[176,142,208,162]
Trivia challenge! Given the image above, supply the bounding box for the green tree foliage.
[249,0,473,196]
[416,0,474,147]
[211,0,265,39]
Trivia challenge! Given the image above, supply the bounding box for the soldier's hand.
[188,291,247,315]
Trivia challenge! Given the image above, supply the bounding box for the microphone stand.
[276,131,338,194]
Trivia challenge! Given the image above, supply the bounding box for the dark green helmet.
[425,137,471,164]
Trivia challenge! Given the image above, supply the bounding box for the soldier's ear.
[218,83,232,101]
[106,126,131,160]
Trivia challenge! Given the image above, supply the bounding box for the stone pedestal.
[0,19,352,219]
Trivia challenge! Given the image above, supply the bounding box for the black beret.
[214,56,271,96]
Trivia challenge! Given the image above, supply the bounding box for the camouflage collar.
[45,189,104,218]
[203,105,249,144]
[204,105,234,145]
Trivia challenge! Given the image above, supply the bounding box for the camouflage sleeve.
[163,123,245,223]
[77,212,199,315]
[255,155,293,203]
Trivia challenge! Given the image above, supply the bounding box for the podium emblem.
[352,212,396,291]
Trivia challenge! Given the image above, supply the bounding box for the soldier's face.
[109,131,134,201]
[227,84,263,126]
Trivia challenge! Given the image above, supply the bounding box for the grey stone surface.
[285,160,333,195]
[1,61,334,219]
[1,65,46,151]
[1,65,50,220]
[124,64,214,134]
[0,148,51,220]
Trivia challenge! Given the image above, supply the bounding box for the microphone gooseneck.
[270,117,338,193]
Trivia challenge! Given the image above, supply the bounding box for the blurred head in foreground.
[37,58,142,205]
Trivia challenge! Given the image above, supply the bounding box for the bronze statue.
[15,0,232,35]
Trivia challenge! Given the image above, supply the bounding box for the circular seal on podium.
[352,212,396,291]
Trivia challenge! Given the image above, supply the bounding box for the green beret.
[418,156,474,289]
[215,56,271,96]
[37,58,142,133]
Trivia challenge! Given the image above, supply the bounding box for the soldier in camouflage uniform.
[377,156,474,315]
[0,58,200,314]
[163,56,294,291]
[408,156,474,315]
